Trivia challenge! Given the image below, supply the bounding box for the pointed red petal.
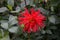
[23,8,31,17]
[30,8,36,15]
[32,24,38,32]
[23,23,30,32]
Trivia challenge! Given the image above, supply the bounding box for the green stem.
[28,33,30,40]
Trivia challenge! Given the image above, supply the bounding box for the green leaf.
[0,29,9,40]
[1,21,8,30]
[46,30,52,34]
[48,15,56,24]
[7,0,14,6]
[9,27,18,33]
[0,35,10,40]
[0,7,8,13]
[9,15,18,26]
[50,26,57,30]
[41,30,46,34]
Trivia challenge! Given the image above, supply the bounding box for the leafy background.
[0,0,60,40]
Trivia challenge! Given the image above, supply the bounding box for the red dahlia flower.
[18,8,46,33]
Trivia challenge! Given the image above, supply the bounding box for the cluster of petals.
[18,8,46,33]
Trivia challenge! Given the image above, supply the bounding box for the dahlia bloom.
[18,8,46,33]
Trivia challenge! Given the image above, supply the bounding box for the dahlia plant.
[0,0,60,40]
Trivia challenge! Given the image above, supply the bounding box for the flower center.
[29,18,35,22]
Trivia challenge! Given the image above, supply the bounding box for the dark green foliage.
[0,0,60,40]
